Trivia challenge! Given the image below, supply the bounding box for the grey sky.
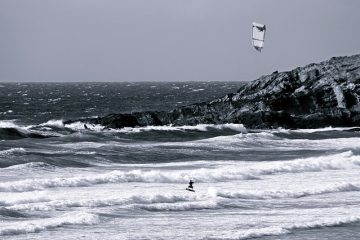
[1,0,359,82]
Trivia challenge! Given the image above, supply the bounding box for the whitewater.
[0,82,360,240]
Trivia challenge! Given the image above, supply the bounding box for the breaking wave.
[4,162,53,170]
[8,193,200,211]
[0,128,50,140]
[0,191,51,206]
[136,200,219,211]
[0,120,71,140]
[38,119,65,128]
[63,122,248,134]
[0,211,99,236]
[0,168,255,192]
[115,124,247,133]
[1,151,359,192]
[206,216,360,240]
[0,120,64,140]
[0,148,26,157]
[216,182,360,199]
[6,181,360,212]
[288,126,360,133]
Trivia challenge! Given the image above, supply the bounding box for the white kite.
[252,22,266,52]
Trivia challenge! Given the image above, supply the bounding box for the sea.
[0,82,360,240]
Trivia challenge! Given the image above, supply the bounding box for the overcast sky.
[1,0,359,82]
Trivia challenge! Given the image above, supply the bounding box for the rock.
[64,54,360,129]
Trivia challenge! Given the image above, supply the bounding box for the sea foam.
[0,211,99,236]
[64,123,248,133]
[206,216,360,240]
[0,148,26,157]
[0,151,359,192]
[8,192,200,211]
[7,181,360,212]
[216,182,360,199]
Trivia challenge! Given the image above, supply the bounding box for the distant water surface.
[0,82,242,124]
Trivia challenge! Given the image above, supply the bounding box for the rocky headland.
[65,54,360,129]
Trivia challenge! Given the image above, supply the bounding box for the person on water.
[187,179,194,190]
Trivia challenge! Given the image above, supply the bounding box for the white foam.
[0,120,38,131]
[0,148,26,156]
[0,191,51,206]
[65,121,104,131]
[4,162,52,170]
[0,120,21,129]
[1,151,359,192]
[205,226,288,240]
[0,168,257,192]
[0,211,99,236]
[136,200,218,211]
[38,119,64,128]
[7,182,360,212]
[248,151,360,175]
[8,192,200,211]
[113,124,247,133]
[190,88,205,92]
[216,182,360,199]
[207,216,360,240]
[280,126,360,134]
[0,120,62,137]
[191,131,275,145]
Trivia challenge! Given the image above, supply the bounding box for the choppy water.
[1,82,360,240]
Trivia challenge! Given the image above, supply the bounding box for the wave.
[6,192,219,212]
[0,119,68,131]
[7,181,360,212]
[1,151,359,192]
[189,131,276,145]
[248,151,360,175]
[0,168,257,192]
[216,182,360,199]
[38,119,65,128]
[0,211,99,236]
[0,120,69,140]
[63,121,104,132]
[0,120,36,131]
[130,182,360,211]
[288,126,360,133]
[205,226,288,240]
[0,191,51,206]
[63,122,248,134]
[3,118,358,146]
[136,200,219,211]
[0,158,91,169]
[0,127,51,140]
[117,124,247,133]
[4,162,54,170]
[205,216,360,240]
[8,192,200,211]
[47,119,360,136]
[0,120,18,128]
[0,208,27,218]
[268,126,360,135]
[0,119,62,139]
[0,148,26,157]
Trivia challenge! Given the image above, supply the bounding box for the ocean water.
[0,82,360,240]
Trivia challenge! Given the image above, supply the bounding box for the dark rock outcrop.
[65,54,360,129]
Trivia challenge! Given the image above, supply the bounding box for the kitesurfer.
[187,179,194,191]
